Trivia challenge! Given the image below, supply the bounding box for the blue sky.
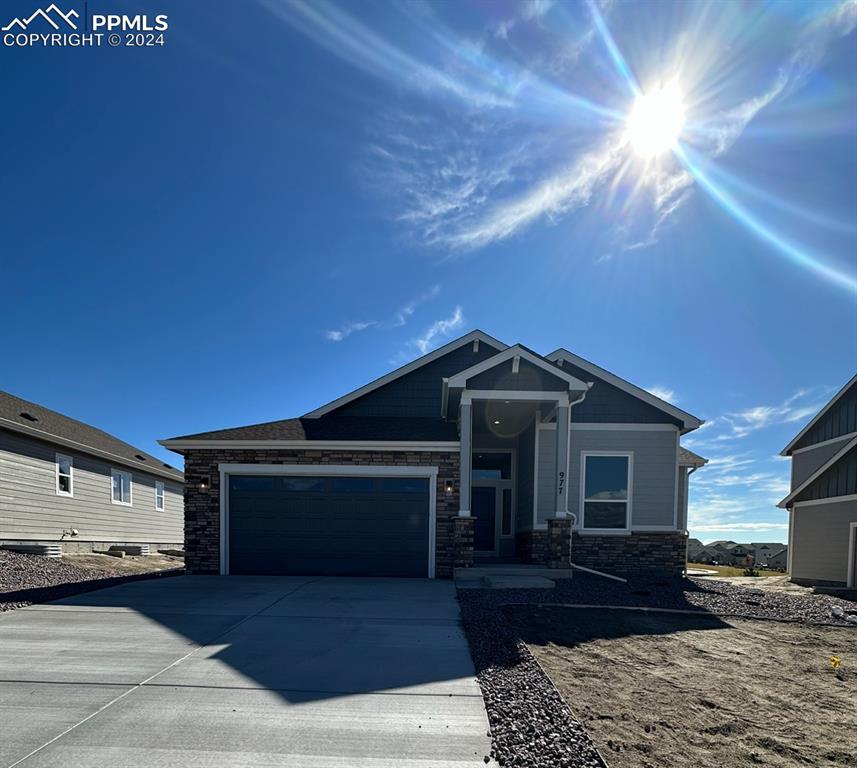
[2,0,855,544]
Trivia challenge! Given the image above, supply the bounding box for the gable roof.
[161,416,458,448]
[778,435,857,508]
[303,330,507,419]
[679,446,708,467]
[0,391,183,481]
[546,348,703,432]
[781,373,857,456]
[446,345,590,390]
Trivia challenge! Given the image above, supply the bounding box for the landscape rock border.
[1,549,183,612]
[458,588,609,768]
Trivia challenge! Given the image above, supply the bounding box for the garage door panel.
[228,475,430,577]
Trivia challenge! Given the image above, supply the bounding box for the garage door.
[227,474,431,577]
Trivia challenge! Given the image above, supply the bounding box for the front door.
[472,486,497,553]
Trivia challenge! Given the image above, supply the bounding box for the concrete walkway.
[0,576,493,767]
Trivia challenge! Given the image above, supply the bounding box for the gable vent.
[135,454,147,461]
[19,412,38,422]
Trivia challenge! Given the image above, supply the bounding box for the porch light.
[493,420,501,425]
[199,477,210,492]
[444,480,454,493]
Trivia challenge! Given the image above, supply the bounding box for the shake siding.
[567,428,678,528]
[791,435,853,488]
[0,429,183,543]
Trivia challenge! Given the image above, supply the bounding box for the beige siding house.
[0,391,183,553]
[779,375,857,587]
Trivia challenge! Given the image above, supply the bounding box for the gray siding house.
[0,392,184,553]
[779,374,857,587]
[162,330,707,579]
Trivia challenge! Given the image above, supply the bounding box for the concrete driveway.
[0,576,492,767]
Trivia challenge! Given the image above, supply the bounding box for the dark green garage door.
[228,475,431,577]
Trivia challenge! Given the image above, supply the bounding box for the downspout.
[564,383,631,583]
[565,385,591,570]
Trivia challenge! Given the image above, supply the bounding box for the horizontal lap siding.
[0,429,183,543]
[791,499,857,584]
[567,428,678,528]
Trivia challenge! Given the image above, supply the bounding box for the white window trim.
[55,453,73,497]
[154,480,165,511]
[579,451,633,533]
[110,468,133,506]
[217,464,438,578]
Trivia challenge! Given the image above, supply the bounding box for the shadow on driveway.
[0,576,492,767]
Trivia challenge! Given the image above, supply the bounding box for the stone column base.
[452,516,475,570]
[546,518,572,569]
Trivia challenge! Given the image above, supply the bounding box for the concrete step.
[483,575,556,589]
[455,565,573,581]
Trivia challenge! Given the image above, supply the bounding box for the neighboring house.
[779,374,857,587]
[763,548,788,571]
[686,537,706,560]
[161,330,707,579]
[0,391,184,554]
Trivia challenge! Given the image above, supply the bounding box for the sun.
[625,81,686,159]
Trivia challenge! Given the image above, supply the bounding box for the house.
[779,374,857,587]
[161,330,707,579]
[0,391,184,554]
[686,538,719,564]
[762,547,788,571]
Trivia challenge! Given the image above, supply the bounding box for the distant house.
[779,374,857,587]
[0,391,184,554]
[764,548,788,571]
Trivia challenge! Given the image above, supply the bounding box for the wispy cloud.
[325,285,441,342]
[325,321,376,342]
[690,520,788,533]
[393,284,441,327]
[413,306,464,354]
[720,390,823,439]
[441,135,626,250]
[700,0,857,158]
[645,385,676,402]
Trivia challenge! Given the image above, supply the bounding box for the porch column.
[459,400,472,516]
[554,403,569,517]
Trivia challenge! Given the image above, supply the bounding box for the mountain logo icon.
[2,4,79,32]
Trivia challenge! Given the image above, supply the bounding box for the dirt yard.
[63,552,183,575]
[508,606,857,768]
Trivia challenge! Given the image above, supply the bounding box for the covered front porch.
[442,345,591,566]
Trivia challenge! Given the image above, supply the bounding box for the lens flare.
[626,82,686,158]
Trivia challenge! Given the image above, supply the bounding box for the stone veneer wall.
[517,526,686,577]
[182,449,465,577]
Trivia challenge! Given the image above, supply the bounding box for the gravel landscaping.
[458,588,608,768]
[0,549,183,612]
[457,574,857,768]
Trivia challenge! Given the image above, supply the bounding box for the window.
[381,477,427,494]
[111,469,132,505]
[155,481,165,511]
[472,452,512,480]
[56,453,73,496]
[581,454,631,530]
[281,477,326,492]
